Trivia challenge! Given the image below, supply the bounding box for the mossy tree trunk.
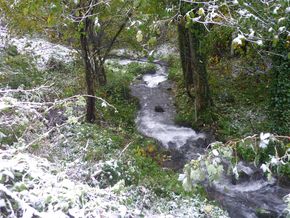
[190,23,212,114]
[177,18,212,120]
[178,19,194,92]
[269,36,290,134]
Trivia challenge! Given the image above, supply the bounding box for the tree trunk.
[190,23,212,114]
[80,19,97,123]
[177,19,212,119]
[177,21,194,91]
[269,42,290,134]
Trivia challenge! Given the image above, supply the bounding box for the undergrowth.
[0,45,228,217]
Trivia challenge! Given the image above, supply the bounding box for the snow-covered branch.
[179,0,290,54]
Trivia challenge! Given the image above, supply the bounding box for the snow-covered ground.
[0,26,75,70]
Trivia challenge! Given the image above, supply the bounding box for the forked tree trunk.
[78,1,132,123]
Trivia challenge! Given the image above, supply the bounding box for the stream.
[127,59,289,218]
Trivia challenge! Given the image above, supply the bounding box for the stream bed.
[129,59,289,218]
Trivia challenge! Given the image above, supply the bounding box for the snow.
[0,26,75,70]
[232,34,245,46]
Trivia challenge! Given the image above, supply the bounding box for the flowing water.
[129,59,290,218]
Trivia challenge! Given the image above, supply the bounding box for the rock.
[154,105,164,113]
[136,75,143,80]
[231,162,260,185]
[146,69,156,75]
[256,208,279,218]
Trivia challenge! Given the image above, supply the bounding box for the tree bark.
[177,19,212,119]
[190,23,212,114]
[177,21,194,93]
[80,18,97,123]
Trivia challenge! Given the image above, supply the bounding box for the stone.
[154,105,164,112]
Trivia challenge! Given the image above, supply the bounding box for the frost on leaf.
[136,30,143,42]
[260,163,270,173]
[212,149,219,157]
[256,40,263,46]
[232,34,245,48]
[270,156,280,166]
[198,8,205,16]
[259,132,271,148]
[94,17,100,28]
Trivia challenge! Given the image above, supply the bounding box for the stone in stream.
[154,105,164,112]
[256,208,280,218]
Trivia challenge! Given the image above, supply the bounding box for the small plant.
[181,133,290,191]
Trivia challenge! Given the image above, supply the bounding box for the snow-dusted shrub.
[181,134,290,191]
[0,149,228,218]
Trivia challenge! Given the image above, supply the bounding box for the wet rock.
[154,105,164,113]
[146,69,156,75]
[162,149,185,171]
[136,75,143,80]
[278,176,290,187]
[256,208,279,218]
[231,162,263,185]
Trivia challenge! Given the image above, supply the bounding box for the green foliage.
[203,26,233,59]
[131,144,188,197]
[96,159,138,188]
[0,120,28,145]
[45,58,85,98]
[269,37,290,135]
[182,135,289,193]
[0,48,43,88]
[237,142,256,162]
